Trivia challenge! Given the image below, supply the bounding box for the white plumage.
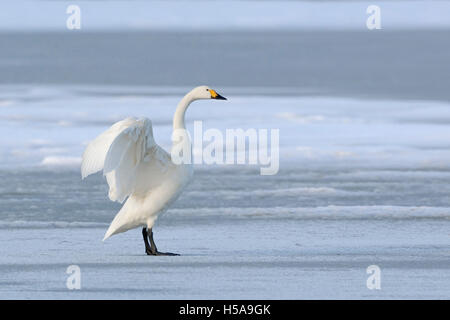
[82,117,190,241]
[80,86,227,254]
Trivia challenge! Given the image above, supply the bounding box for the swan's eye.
[206,89,209,91]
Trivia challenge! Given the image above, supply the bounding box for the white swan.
[81,86,227,255]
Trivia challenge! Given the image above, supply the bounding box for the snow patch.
[40,156,82,167]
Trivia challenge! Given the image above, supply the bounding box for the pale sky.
[0,1,449,31]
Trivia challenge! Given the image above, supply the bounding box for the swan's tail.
[102,194,158,241]
[103,223,120,241]
[103,216,125,241]
[102,197,141,241]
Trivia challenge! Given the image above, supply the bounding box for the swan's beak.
[210,89,227,100]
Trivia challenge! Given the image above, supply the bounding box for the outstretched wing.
[81,117,136,179]
[81,117,171,203]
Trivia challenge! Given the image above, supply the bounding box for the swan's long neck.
[173,93,194,131]
[171,93,195,164]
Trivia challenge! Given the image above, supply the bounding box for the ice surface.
[2,85,450,170]
[1,0,449,298]
[0,219,448,299]
[0,85,449,299]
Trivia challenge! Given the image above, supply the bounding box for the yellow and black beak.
[210,89,227,100]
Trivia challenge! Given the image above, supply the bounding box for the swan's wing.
[103,118,171,203]
[81,117,137,179]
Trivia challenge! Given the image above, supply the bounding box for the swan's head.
[190,85,227,101]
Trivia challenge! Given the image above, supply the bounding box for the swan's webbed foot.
[145,249,179,256]
[142,227,179,256]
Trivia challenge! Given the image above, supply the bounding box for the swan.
[81,86,227,255]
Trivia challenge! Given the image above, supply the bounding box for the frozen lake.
[0,27,449,299]
[0,86,449,299]
[1,217,449,299]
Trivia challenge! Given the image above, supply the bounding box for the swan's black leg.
[145,228,179,256]
[142,228,153,255]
